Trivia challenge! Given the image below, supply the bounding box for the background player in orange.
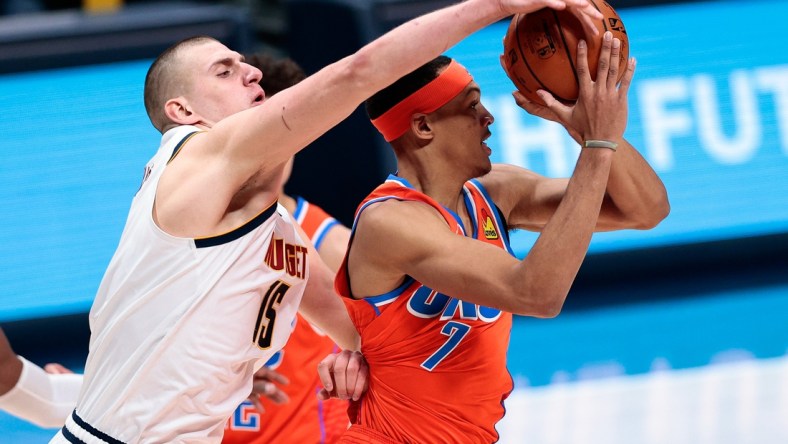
[331,33,669,442]
[223,53,351,444]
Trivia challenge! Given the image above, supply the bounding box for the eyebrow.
[464,86,481,98]
[209,55,244,71]
[209,58,233,70]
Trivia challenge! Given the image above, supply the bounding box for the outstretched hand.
[498,0,603,35]
[515,31,635,143]
[316,350,368,402]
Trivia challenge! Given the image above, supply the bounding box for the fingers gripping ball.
[502,0,628,105]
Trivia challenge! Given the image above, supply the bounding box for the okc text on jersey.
[407,285,502,323]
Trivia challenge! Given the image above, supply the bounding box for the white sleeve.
[0,356,82,428]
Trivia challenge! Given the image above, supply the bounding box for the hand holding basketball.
[501,0,629,105]
[518,31,635,144]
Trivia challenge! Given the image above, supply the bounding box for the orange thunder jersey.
[335,175,515,443]
[224,198,348,444]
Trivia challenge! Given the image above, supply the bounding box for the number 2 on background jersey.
[421,321,471,371]
[253,280,290,349]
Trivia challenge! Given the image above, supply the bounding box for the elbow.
[637,194,671,230]
[509,290,566,319]
[340,49,377,94]
[530,300,564,319]
[622,189,670,230]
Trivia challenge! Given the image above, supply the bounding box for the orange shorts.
[337,425,402,444]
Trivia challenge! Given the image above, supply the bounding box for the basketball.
[501,0,628,105]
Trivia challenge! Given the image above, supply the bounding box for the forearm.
[244,0,508,172]
[601,138,669,230]
[349,0,506,97]
[299,275,360,351]
[519,148,614,316]
[296,221,360,351]
[0,357,82,428]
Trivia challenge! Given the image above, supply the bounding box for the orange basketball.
[501,0,628,105]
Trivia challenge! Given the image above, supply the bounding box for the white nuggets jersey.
[51,126,309,444]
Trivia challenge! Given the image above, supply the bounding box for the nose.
[246,63,262,86]
[480,103,494,126]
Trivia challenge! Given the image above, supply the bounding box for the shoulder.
[358,198,448,233]
[352,199,455,263]
[476,164,543,213]
[477,164,542,189]
[349,198,464,280]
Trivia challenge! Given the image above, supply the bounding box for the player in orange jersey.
[222,54,352,444]
[331,33,669,442]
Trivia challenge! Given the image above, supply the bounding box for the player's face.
[181,41,264,126]
[431,80,494,177]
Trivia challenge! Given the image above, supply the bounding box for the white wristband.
[583,139,618,151]
[0,356,83,428]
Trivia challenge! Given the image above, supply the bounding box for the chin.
[471,163,492,179]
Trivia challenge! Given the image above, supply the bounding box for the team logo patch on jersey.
[481,209,499,240]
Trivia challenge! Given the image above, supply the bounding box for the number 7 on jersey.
[421,321,471,371]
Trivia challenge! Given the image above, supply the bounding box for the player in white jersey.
[57,126,314,443]
[49,1,606,442]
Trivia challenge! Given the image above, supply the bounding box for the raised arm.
[155,2,606,237]
[482,146,668,232]
[213,1,604,173]
[503,33,669,231]
[599,137,669,228]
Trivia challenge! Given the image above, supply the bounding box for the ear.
[410,114,434,142]
[164,97,201,126]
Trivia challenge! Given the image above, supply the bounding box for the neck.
[395,157,469,214]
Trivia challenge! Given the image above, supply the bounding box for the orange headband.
[371,60,473,142]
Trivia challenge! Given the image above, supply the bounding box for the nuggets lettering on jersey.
[264,237,308,279]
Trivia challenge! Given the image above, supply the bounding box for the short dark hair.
[245,53,307,96]
[143,35,217,133]
[365,56,453,120]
